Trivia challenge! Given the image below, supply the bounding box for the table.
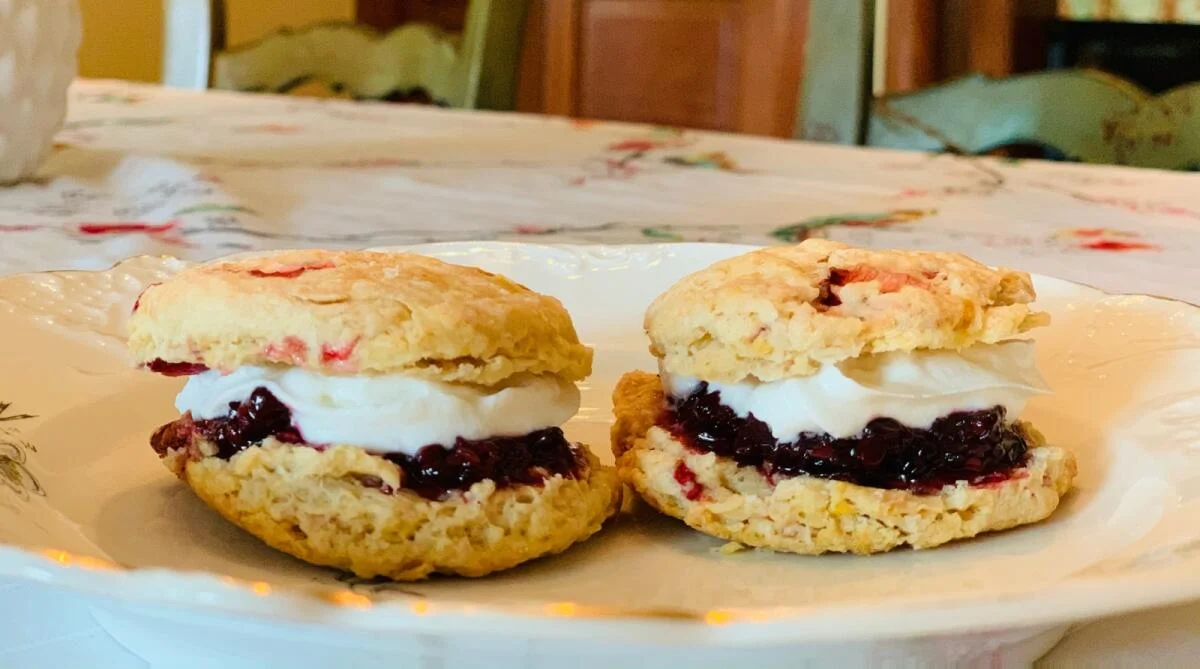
[2,79,1199,668]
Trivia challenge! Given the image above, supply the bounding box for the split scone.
[612,240,1076,555]
[129,250,621,580]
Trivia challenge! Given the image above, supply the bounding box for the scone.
[129,250,621,580]
[612,240,1076,555]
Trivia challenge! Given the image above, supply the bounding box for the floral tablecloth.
[2,80,1198,305]
[1,79,1200,668]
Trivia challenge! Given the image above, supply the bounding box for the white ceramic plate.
[1,243,1199,664]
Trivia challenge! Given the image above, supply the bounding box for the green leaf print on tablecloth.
[0,402,43,502]
[663,151,741,171]
[771,209,936,242]
[641,227,684,241]
[172,204,261,217]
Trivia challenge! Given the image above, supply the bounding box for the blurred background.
[78,0,1200,138]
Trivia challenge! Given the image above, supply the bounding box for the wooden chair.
[797,0,1200,170]
[161,0,529,110]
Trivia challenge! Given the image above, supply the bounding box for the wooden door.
[359,0,808,136]
[883,0,1056,94]
[526,0,809,136]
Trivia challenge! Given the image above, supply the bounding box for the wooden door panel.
[578,0,741,130]
[738,0,808,136]
[541,0,581,115]
[357,0,470,32]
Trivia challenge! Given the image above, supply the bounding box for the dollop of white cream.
[662,341,1049,441]
[176,366,580,455]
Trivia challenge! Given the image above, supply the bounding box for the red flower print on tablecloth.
[78,221,177,235]
[1069,194,1200,220]
[607,139,661,152]
[571,155,644,184]
[570,119,599,130]
[604,157,640,178]
[75,219,188,246]
[1082,240,1159,251]
[1053,227,1160,252]
[771,209,936,242]
[513,224,555,235]
[571,128,695,186]
[605,127,692,154]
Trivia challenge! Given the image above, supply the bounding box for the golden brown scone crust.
[128,250,592,384]
[168,439,621,580]
[612,371,1076,554]
[646,240,1048,382]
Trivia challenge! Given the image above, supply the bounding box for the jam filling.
[663,384,1031,494]
[147,359,210,376]
[149,387,583,500]
[393,427,582,500]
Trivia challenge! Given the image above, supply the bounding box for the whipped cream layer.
[176,366,580,455]
[662,341,1049,441]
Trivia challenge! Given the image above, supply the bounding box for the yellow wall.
[78,0,355,82]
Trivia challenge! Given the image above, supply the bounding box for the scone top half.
[129,250,594,499]
[130,249,591,382]
[640,239,1054,493]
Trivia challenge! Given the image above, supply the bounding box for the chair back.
[796,0,1200,169]
[162,0,528,110]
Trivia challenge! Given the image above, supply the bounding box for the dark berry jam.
[664,384,1030,494]
[384,428,582,500]
[149,387,583,499]
[197,387,299,458]
[147,359,210,376]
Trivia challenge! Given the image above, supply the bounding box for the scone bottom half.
[614,241,1077,555]
[131,250,620,580]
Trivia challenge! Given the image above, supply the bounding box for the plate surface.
[1,242,1199,646]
